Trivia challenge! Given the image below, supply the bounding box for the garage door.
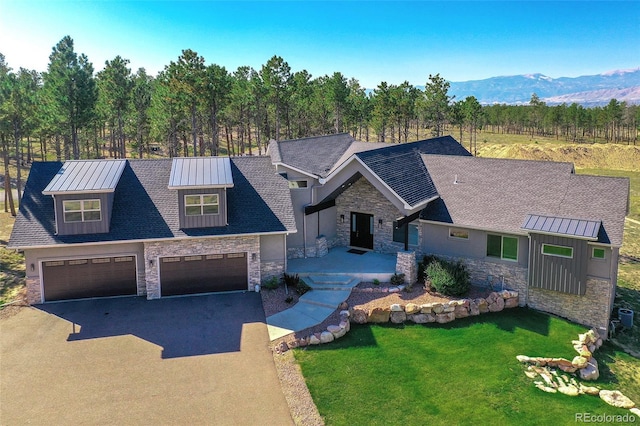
[42,256,137,301]
[160,253,248,296]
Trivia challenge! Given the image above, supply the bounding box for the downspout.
[52,195,59,235]
[526,234,531,306]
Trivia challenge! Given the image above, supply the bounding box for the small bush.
[426,259,470,296]
[285,296,294,304]
[296,279,312,296]
[373,278,380,286]
[282,273,300,288]
[262,276,279,290]
[390,273,405,286]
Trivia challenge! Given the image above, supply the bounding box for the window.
[449,228,469,240]
[63,199,101,222]
[288,180,308,189]
[542,244,573,258]
[185,194,219,216]
[393,222,419,246]
[592,247,606,259]
[487,234,518,261]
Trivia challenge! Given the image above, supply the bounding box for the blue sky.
[1,1,638,87]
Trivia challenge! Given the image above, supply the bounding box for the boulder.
[367,307,390,323]
[535,383,557,393]
[524,370,537,379]
[390,311,407,324]
[388,287,401,293]
[504,297,519,309]
[338,301,349,310]
[405,303,420,315]
[340,320,350,333]
[309,333,321,345]
[431,303,444,314]
[409,313,435,324]
[275,341,289,354]
[486,292,499,305]
[468,300,480,316]
[339,310,350,318]
[579,357,599,381]
[297,336,309,347]
[420,303,433,314]
[630,408,640,417]
[579,384,600,396]
[516,355,530,363]
[599,390,636,409]
[351,308,368,324]
[579,345,592,358]
[435,312,455,324]
[476,298,489,314]
[488,296,505,312]
[558,385,580,396]
[454,305,469,318]
[390,303,404,312]
[571,356,589,369]
[287,339,299,349]
[320,331,335,344]
[327,325,346,339]
[442,303,456,313]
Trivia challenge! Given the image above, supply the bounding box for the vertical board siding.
[529,233,587,295]
[56,193,110,236]
[178,188,227,229]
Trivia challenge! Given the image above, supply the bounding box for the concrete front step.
[303,277,360,291]
[307,274,353,284]
[299,290,351,309]
[299,272,395,283]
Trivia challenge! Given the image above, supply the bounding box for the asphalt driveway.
[0,293,293,425]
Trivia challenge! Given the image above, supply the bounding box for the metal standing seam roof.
[42,160,127,194]
[168,157,234,189]
[521,214,601,240]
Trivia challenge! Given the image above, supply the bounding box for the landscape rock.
[287,339,299,349]
[367,307,390,323]
[431,303,444,314]
[535,383,557,393]
[328,324,347,339]
[504,297,519,309]
[558,385,580,396]
[516,355,530,363]
[338,301,349,310]
[579,357,599,381]
[390,311,407,323]
[351,308,368,324]
[442,303,456,313]
[297,337,309,347]
[309,333,321,345]
[320,331,335,344]
[486,292,499,305]
[571,356,589,369]
[339,310,350,318]
[420,303,433,314]
[630,408,640,417]
[524,370,537,379]
[388,287,400,293]
[579,384,600,396]
[405,303,420,315]
[488,296,505,312]
[340,320,350,333]
[435,312,455,324]
[275,341,289,354]
[390,303,404,312]
[476,298,489,314]
[599,390,636,409]
[454,305,469,318]
[468,300,480,316]
[409,313,435,324]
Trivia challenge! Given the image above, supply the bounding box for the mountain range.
[444,68,640,106]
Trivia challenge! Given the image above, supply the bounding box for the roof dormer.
[168,157,234,229]
[43,159,127,236]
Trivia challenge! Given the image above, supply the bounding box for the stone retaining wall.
[261,261,285,282]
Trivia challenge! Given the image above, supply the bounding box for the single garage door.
[160,253,248,296]
[42,256,137,301]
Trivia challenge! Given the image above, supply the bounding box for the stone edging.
[274,289,519,354]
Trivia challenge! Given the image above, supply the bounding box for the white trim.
[39,252,139,303]
[168,184,233,190]
[63,199,102,223]
[184,193,220,216]
[521,229,598,241]
[9,231,293,251]
[43,189,115,195]
[272,162,319,180]
[591,246,606,260]
[448,227,470,240]
[541,243,574,259]
[487,234,519,262]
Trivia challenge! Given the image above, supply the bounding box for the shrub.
[425,259,470,296]
[285,296,294,304]
[373,278,380,286]
[262,275,279,290]
[390,273,405,286]
[296,279,312,296]
[282,272,300,288]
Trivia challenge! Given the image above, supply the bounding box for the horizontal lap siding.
[529,233,588,295]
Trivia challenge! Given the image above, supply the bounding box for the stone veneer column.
[396,250,417,285]
[315,235,328,258]
[26,277,42,304]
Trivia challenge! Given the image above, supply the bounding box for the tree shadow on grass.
[426,308,552,336]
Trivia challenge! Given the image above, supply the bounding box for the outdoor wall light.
[378,219,383,228]
[251,253,257,261]
[30,263,35,271]
[340,214,345,223]
[149,259,153,266]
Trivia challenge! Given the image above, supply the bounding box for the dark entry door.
[350,212,374,249]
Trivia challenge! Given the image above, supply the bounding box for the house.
[9,134,629,336]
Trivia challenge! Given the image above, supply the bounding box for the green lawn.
[295,309,638,426]
[0,201,25,306]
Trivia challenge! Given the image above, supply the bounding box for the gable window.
[449,228,469,240]
[393,222,419,246]
[288,180,308,189]
[185,194,219,216]
[592,247,606,260]
[487,234,518,261]
[63,199,101,222]
[541,244,573,259]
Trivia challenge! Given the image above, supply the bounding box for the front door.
[350,212,374,249]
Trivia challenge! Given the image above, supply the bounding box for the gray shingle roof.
[522,214,601,240]
[9,157,296,249]
[355,136,471,207]
[420,155,628,246]
[42,159,126,194]
[274,133,356,177]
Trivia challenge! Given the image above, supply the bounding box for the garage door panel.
[160,253,248,296]
[42,257,137,301]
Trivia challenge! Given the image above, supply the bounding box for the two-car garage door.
[159,252,248,296]
[42,256,137,302]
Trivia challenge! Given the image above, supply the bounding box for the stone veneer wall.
[143,236,261,299]
[433,254,528,306]
[528,277,613,336]
[261,261,285,282]
[25,277,41,304]
[335,178,407,254]
[396,251,417,285]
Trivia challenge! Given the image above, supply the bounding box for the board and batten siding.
[177,188,227,229]
[55,192,112,235]
[529,233,588,295]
